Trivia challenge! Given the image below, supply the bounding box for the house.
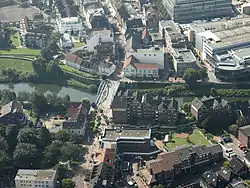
[141,144,223,186]
[86,29,114,52]
[200,170,226,188]
[62,102,89,136]
[229,157,248,176]
[100,128,161,158]
[125,29,164,69]
[92,148,115,188]
[0,101,26,124]
[191,96,229,121]
[98,61,116,77]
[64,53,83,70]
[111,90,179,127]
[172,49,197,76]
[238,125,250,148]
[123,55,159,78]
[61,33,73,49]
[217,168,240,186]
[58,17,83,34]
[15,169,57,188]
[125,18,144,32]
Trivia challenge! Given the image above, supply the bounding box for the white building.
[123,55,159,78]
[58,17,83,34]
[61,33,73,49]
[86,29,114,52]
[125,29,165,69]
[98,61,116,77]
[64,53,83,70]
[15,169,57,188]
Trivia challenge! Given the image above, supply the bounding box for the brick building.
[140,144,223,186]
[111,90,178,126]
[191,96,229,121]
[239,125,250,148]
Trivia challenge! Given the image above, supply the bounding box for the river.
[0,83,97,102]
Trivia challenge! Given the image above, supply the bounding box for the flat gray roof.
[174,49,196,64]
[15,169,56,181]
[103,128,151,141]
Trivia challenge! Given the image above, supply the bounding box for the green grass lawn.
[10,32,21,47]
[59,64,96,78]
[74,42,86,48]
[0,58,34,73]
[0,48,41,56]
[165,129,210,150]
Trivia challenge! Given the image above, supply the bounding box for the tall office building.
[163,0,232,23]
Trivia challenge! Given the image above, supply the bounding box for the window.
[144,54,146,56]
[149,54,151,56]
[154,54,156,56]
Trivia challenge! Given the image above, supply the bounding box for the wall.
[124,64,136,77]
[126,51,164,69]
[238,130,249,148]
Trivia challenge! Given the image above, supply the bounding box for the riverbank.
[0,83,97,102]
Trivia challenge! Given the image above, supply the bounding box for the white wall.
[124,64,137,77]
[87,30,114,52]
[58,18,83,34]
[99,64,116,76]
[126,51,164,69]
[15,179,55,188]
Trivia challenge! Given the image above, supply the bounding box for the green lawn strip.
[189,129,210,145]
[165,134,190,150]
[10,32,21,47]
[0,58,34,73]
[59,64,95,78]
[74,42,86,48]
[0,48,41,56]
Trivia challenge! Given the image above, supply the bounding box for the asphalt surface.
[0,5,48,22]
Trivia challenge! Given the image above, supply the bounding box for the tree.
[236,116,247,127]
[56,130,70,142]
[62,178,75,188]
[60,143,81,161]
[197,68,207,80]
[42,141,61,168]
[17,128,38,145]
[0,136,8,151]
[223,161,231,169]
[5,124,19,151]
[182,102,191,113]
[183,68,198,84]
[229,124,239,136]
[0,150,10,172]
[13,143,38,168]
[81,98,90,108]
[39,127,52,147]
[57,164,69,180]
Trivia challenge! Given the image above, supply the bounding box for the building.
[123,55,159,78]
[64,53,83,70]
[188,17,250,80]
[62,102,89,136]
[86,29,114,52]
[229,157,248,176]
[19,17,50,49]
[98,61,116,77]
[92,148,115,188]
[191,95,229,121]
[15,169,57,188]
[111,90,179,127]
[125,29,165,69]
[58,17,83,34]
[172,49,197,76]
[100,128,161,158]
[61,33,73,49]
[200,170,226,188]
[141,144,223,186]
[239,125,250,148]
[0,101,26,124]
[162,0,232,23]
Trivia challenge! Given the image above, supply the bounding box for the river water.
[0,83,97,102]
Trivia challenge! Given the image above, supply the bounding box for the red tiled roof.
[142,28,149,40]
[95,148,115,167]
[123,55,139,68]
[67,102,83,118]
[134,63,158,70]
[65,53,83,65]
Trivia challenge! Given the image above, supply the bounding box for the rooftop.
[15,169,56,181]
[174,49,196,64]
[102,128,151,141]
[239,124,250,136]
